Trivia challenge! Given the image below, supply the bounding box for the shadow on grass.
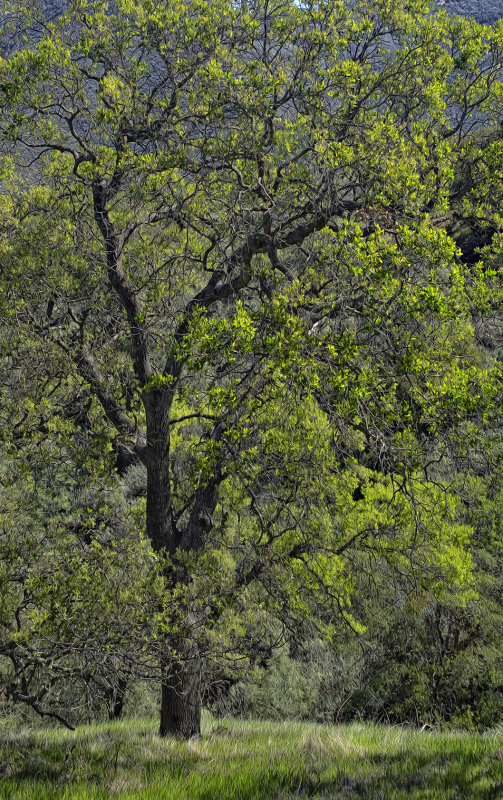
[1,722,503,799]
[357,747,503,800]
[186,752,503,800]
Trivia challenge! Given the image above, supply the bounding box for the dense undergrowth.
[1,715,503,799]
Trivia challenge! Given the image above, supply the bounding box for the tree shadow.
[1,724,503,799]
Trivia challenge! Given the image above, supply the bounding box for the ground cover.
[1,715,503,799]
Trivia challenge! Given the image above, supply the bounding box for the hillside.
[442,0,503,23]
[40,0,503,25]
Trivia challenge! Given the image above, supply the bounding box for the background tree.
[0,247,166,725]
[1,0,502,737]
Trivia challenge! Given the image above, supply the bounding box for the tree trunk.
[143,389,202,738]
[144,390,173,555]
[108,675,127,720]
[160,641,201,738]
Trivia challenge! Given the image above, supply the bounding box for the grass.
[1,714,503,799]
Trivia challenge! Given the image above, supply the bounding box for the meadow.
[1,714,503,799]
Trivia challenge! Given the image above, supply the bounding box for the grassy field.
[1,714,503,799]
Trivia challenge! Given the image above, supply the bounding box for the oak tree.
[1,0,502,736]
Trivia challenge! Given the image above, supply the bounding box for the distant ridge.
[440,0,503,24]
[40,0,503,25]
[42,0,66,21]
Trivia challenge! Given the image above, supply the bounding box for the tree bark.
[160,641,201,738]
[143,388,202,737]
[108,676,127,720]
[144,389,173,554]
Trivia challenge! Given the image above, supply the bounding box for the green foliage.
[0,447,169,726]
[1,0,503,733]
[222,466,503,731]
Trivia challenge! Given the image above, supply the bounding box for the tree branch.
[77,347,146,464]
[164,198,363,377]
[92,182,152,387]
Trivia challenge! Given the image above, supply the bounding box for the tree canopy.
[1,0,503,736]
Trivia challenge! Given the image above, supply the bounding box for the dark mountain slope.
[441,0,503,24]
[39,1,503,25]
